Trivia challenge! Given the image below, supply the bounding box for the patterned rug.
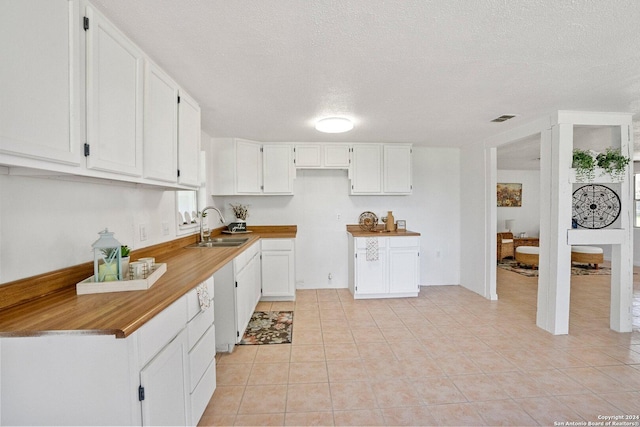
[498,259,611,278]
[239,311,293,345]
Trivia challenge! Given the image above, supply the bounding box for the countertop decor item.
[385,211,396,232]
[76,263,167,295]
[92,228,123,282]
[358,211,378,231]
[230,203,249,221]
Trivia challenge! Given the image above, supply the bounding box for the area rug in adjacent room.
[239,311,293,345]
[498,259,611,278]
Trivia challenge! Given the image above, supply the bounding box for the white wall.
[0,175,180,284]
[210,146,461,289]
[496,169,541,237]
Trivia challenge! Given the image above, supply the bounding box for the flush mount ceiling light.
[315,117,354,133]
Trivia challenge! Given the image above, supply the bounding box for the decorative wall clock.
[572,184,621,229]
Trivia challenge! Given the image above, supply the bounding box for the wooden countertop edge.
[0,225,297,339]
[346,224,421,237]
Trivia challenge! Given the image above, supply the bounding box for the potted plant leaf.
[596,148,630,181]
[572,149,597,182]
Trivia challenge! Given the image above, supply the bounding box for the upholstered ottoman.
[571,246,604,269]
[515,246,539,268]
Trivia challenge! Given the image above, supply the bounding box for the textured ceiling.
[90,0,640,148]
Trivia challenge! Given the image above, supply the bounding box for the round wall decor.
[572,184,621,229]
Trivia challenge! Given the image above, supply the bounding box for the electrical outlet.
[162,222,169,236]
[336,213,341,220]
[139,224,147,241]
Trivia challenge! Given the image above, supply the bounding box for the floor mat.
[239,311,293,345]
[498,259,611,277]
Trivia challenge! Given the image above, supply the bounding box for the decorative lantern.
[92,228,123,282]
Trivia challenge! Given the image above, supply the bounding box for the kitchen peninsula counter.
[0,225,296,339]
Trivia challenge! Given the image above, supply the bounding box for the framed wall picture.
[497,183,522,207]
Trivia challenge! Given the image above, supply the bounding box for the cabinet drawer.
[261,239,293,251]
[187,304,214,351]
[190,357,216,425]
[189,325,216,393]
[186,277,214,321]
[138,295,187,366]
[234,241,260,273]
[389,237,420,248]
[355,237,386,250]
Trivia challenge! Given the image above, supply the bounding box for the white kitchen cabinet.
[85,4,144,176]
[0,279,218,426]
[348,236,420,299]
[294,143,350,169]
[143,61,178,183]
[0,0,81,165]
[177,90,201,187]
[263,144,295,193]
[235,139,263,193]
[140,329,189,426]
[350,144,383,194]
[383,144,412,194]
[350,144,412,195]
[261,239,296,301]
[211,138,294,195]
[214,241,262,352]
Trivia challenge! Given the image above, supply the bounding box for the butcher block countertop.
[346,224,421,237]
[0,225,296,339]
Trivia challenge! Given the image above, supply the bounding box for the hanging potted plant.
[596,148,630,182]
[572,149,597,182]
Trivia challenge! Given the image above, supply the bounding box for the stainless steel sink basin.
[186,237,250,248]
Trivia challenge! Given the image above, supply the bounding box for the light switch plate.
[139,224,147,241]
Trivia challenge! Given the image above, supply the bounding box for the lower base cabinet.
[348,235,420,299]
[261,239,295,301]
[0,277,216,426]
[214,241,261,352]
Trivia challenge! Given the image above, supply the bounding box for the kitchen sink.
[186,237,250,248]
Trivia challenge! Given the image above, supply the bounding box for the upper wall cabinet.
[85,4,144,177]
[350,143,412,195]
[211,138,294,195]
[0,0,81,165]
[177,91,201,187]
[294,143,350,169]
[143,62,178,183]
[350,144,383,194]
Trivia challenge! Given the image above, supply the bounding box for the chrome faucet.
[200,206,225,242]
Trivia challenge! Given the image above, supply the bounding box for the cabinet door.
[86,5,143,176]
[388,248,419,294]
[177,91,201,187]
[384,145,412,194]
[262,250,294,298]
[144,62,178,182]
[236,140,262,193]
[263,144,294,194]
[295,144,321,168]
[355,249,387,295]
[324,144,351,168]
[351,144,382,194]
[235,253,260,341]
[0,0,80,165]
[140,330,189,426]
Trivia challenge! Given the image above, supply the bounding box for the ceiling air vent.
[491,114,517,123]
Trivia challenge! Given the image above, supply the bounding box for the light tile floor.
[199,265,640,426]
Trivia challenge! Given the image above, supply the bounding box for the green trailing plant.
[596,148,630,181]
[572,149,596,182]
